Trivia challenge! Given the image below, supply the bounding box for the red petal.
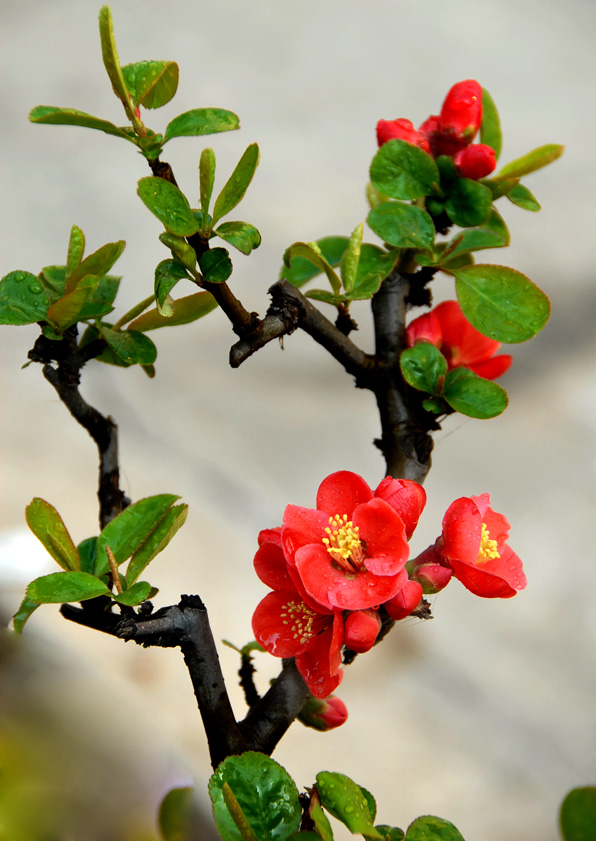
[315,471,373,517]
[441,496,482,564]
[406,310,443,348]
[353,499,409,575]
[450,544,526,598]
[295,623,343,698]
[251,590,330,657]
[282,505,329,564]
[470,355,513,380]
[384,579,423,620]
[374,477,426,538]
[254,539,293,590]
[434,301,502,368]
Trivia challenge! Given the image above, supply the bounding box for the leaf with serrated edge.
[26,498,80,571]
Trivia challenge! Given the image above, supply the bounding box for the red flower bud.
[418,114,441,156]
[453,144,497,180]
[436,80,483,155]
[376,118,430,153]
[384,579,423,621]
[344,609,381,653]
[410,545,453,594]
[298,694,348,731]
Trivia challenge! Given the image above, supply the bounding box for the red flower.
[454,143,496,180]
[435,79,483,156]
[376,118,431,153]
[406,300,512,380]
[298,694,348,731]
[344,609,381,653]
[281,471,425,611]
[384,579,423,620]
[436,493,526,598]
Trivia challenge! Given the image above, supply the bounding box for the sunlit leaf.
[127,292,218,331]
[137,177,199,236]
[27,571,110,604]
[121,60,179,109]
[26,498,79,571]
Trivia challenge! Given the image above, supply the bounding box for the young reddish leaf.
[127,292,218,331]
[26,497,80,571]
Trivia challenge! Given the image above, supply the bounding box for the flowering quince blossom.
[376,118,430,152]
[453,143,497,180]
[406,300,513,380]
[297,694,348,731]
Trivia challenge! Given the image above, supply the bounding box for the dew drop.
[28,281,42,294]
[13,272,25,282]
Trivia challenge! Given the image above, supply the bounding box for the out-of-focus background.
[1,1,595,839]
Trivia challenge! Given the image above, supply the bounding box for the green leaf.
[404,815,465,841]
[27,571,110,604]
[283,242,341,295]
[137,177,200,236]
[28,106,135,142]
[215,221,262,255]
[374,827,405,841]
[367,202,435,250]
[200,148,216,220]
[445,178,493,227]
[137,130,165,161]
[340,222,363,294]
[0,271,49,325]
[159,787,195,841]
[66,225,86,274]
[66,240,126,293]
[154,258,190,315]
[400,343,447,394]
[309,794,334,841]
[112,581,156,606]
[128,291,218,331]
[480,88,502,160]
[199,247,233,283]
[125,503,188,585]
[46,280,97,331]
[357,244,399,283]
[12,596,41,634]
[370,139,439,200]
[95,494,180,576]
[348,272,383,301]
[209,752,301,841]
[222,783,260,841]
[25,498,80,571]
[98,6,134,118]
[305,289,343,306]
[101,326,157,365]
[439,213,508,263]
[280,236,348,287]
[496,143,564,179]
[40,265,68,301]
[316,772,380,838]
[164,108,240,143]
[452,264,550,342]
[77,537,98,575]
[121,60,179,109]
[158,234,197,272]
[506,183,541,211]
[212,143,260,225]
[560,786,596,841]
[443,368,508,419]
[481,176,519,200]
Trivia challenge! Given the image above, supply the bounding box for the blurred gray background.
[1,0,595,839]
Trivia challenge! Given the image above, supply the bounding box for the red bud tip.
[344,609,381,653]
[376,118,431,153]
[453,144,497,180]
[298,694,348,731]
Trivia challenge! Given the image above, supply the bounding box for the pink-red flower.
[376,118,430,153]
[431,79,483,156]
[406,300,513,380]
[454,143,496,180]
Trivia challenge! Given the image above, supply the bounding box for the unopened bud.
[453,144,497,180]
[376,118,430,153]
[384,579,423,620]
[344,609,381,653]
[298,694,348,731]
[436,80,483,155]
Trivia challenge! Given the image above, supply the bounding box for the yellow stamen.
[477,522,499,564]
[282,599,317,644]
[322,514,365,573]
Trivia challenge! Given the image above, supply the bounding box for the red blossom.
[384,579,423,620]
[344,609,381,653]
[454,143,496,180]
[436,493,526,598]
[406,300,513,380]
[376,118,431,153]
[435,79,483,155]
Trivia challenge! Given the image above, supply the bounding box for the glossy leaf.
[98,6,133,116]
[40,265,68,300]
[212,143,260,225]
[77,537,98,575]
[367,202,435,251]
[375,827,405,841]
[316,772,380,838]
[154,258,190,315]
[400,343,447,394]
[121,60,179,109]
[137,177,199,236]
[370,139,439,200]
[452,264,550,342]
[27,571,110,604]
[101,327,157,365]
[209,752,301,841]
[112,581,156,606]
[560,786,596,841]
[480,88,502,160]
[26,498,79,572]
[66,225,85,275]
[496,144,564,178]
[222,784,260,841]
[443,368,508,419]
[340,222,363,294]
[349,272,383,301]
[357,244,399,283]
[309,792,334,841]
[28,106,134,142]
[0,271,49,325]
[506,183,541,211]
[280,236,348,287]
[125,503,188,585]
[440,216,508,263]
[404,815,465,841]
[199,247,233,283]
[445,178,492,227]
[164,108,240,142]
[12,596,41,634]
[159,787,195,841]
[215,221,262,255]
[158,234,197,272]
[200,147,216,219]
[66,240,126,293]
[127,292,218,331]
[95,494,180,576]
[283,242,341,295]
[47,279,97,331]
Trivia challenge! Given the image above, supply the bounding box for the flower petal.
[353,498,409,575]
[315,471,373,517]
[470,355,513,380]
[254,531,293,591]
[441,496,482,564]
[282,505,329,564]
[374,477,426,538]
[450,545,526,598]
[251,590,330,657]
[295,622,344,698]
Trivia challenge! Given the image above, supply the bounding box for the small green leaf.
[101,326,157,365]
[77,537,98,575]
[452,263,550,342]
[112,581,156,606]
[370,139,439,200]
[0,271,49,325]
[400,343,447,394]
[159,787,195,841]
[121,60,179,109]
[27,571,111,604]
[154,258,190,315]
[482,176,519,200]
[28,106,135,142]
[374,826,405,841]
[443,368,508,419]
[283,242,341,295]
[439,216,508,263]
[316,772,380,838]
[357,244,399,284]
[164,108,240,143]
[47,279,96,331]
[305,289,343,306]
[66,240,126,293]
[26,498,80,571]
[348,272,382,301]
[127,292,218,331]
[340,222,363,294]
[506,183,541,211]
[367,202,435,250]
[560,786,596,841]
[126,503,188,585]
[404,815,465,841]
[215,221,261,255]
[137,177,199,236]
[158,234,197,272]
[98,6,134,118]
[496,143,564,179]
[422,397,446,414]
[280,236,349,287]
[66,225,86,274]
[212,143,260,225]
[12,596,41,634]
[445,178,493,227]
[200,147,216,220]
[480,88,502,160]
[199,247,233,283]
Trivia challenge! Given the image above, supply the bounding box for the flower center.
[280,599,317,645]
[322,514,365,574]
[477,522,499,564]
